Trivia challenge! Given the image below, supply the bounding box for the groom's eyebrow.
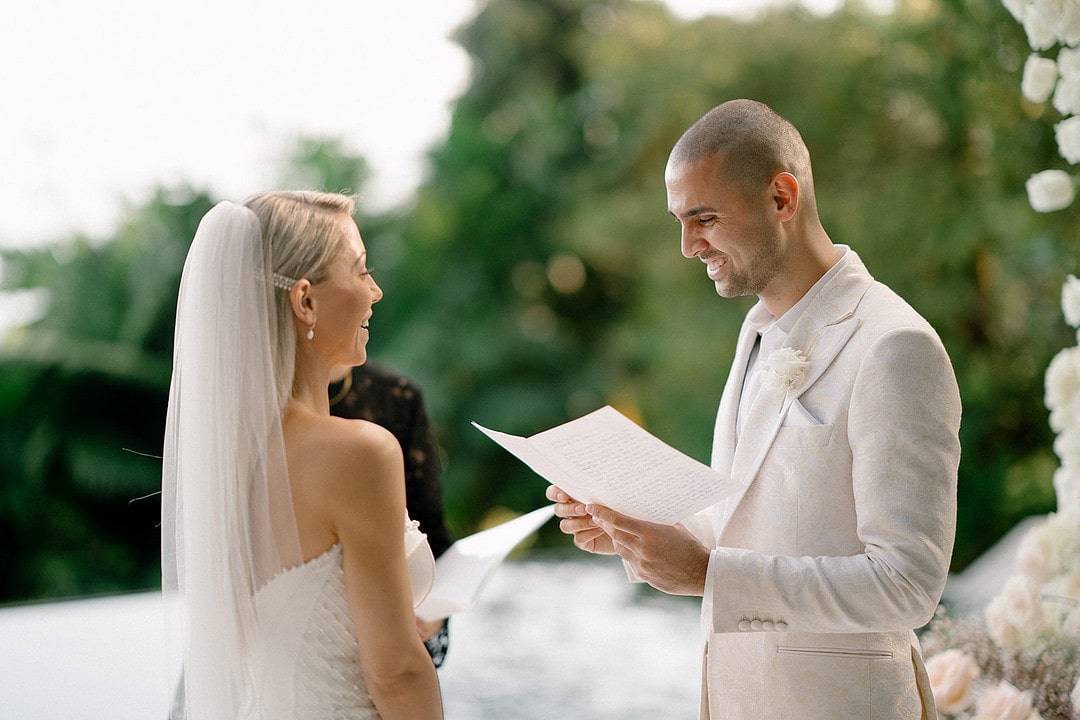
[671,206,716,220]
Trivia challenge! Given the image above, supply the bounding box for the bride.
[162,192,443,719]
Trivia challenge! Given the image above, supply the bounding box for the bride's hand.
[546,485,615,555]
[415,616,444,642]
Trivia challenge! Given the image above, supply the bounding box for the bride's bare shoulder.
[289,412,400,469]
[285,410,403,512]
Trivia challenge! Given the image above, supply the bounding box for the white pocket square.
[784,399,822,428]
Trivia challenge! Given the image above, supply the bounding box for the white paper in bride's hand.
[473,405,738,525]
[415,504,555,622]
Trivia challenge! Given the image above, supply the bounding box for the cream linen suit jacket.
[686,250,960,720]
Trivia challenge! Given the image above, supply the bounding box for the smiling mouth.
[701,254,728,278]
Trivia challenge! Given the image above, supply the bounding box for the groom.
[549,100,960,719]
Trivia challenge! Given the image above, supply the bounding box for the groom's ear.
[768,172,799,222]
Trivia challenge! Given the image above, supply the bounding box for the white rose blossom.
[1056,116,1080,163]
[1026,168,1076,212]
[761,347,811,392]
[985,575,1046,652]
[971,680,1042,720]
[1024,0,1080,47]
[1015,520,1064,584]
[1054,0,1080,45]
[1025,1,1062,50]
[1063,274,1080,327]
[1054,73,1080,115]
[1063,601,1080,637]
[1045,510,1080,571]
[1045,346,1080,432]
[1059,45,1080,78]
[1054,466,1080,514]
[1044,0,1080,44]
[1053,429,1080,470]
[925,649,981,715]
[1042,573,1080,636]
[1022,54,1059,103]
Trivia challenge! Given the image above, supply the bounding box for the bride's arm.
[323,421,443,720]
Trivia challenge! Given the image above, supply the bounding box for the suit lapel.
[714,252,875,537]
[710,317,761,478]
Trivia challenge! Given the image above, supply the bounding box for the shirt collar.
[746,245,851,336]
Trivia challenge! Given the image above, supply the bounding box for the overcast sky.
[0,0,853,252]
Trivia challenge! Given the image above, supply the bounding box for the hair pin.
[272,272,297,291]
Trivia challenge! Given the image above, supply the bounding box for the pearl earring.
[306,322,315,341]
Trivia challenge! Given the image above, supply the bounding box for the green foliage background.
[1,0,1076,602]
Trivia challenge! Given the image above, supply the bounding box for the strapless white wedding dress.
[251,517,435,719]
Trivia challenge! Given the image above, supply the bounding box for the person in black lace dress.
[329,361,454,666]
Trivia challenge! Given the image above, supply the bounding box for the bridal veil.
[161,201,303,719]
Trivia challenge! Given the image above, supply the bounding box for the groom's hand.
[587,505,709,597]
[546,485,616,555]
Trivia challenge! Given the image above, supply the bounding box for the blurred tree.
[0,189,213,600]
[367,0,643,531]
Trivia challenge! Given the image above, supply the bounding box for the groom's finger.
[558,515,596,534]
[554,504,587,519]
[545,484,576,504]
[552,500,587,519]
[544,484,562,502]
[586,504,641,534]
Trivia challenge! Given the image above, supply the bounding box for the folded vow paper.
[415,504,556,622]
[473,405,738,525]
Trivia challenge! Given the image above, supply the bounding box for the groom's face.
[665,155,783,301]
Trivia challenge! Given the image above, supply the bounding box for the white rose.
[1026,169,1076,212]
[1062,11,1080,46]
[1038,0,1080,45]
[1025,2,1061,50]
[1058,431,1080,464]
[1049,464,1080,515]
[1064,602,1080,637]
[1054,430,1080,469]
[1057,118,1080,164]
[1044,510,1080,570]
[1023,54,1059,103]
[761,347,810,392]
[1060,46,1080,78]
[985,576,1044,652]
[1063,274,1080,326]
[1016,520,1062,584]
[1043,574,1080,635]
[925,649,981,714]
[971,681,1041,720]
[1054,74,1080,116]
[1045,346,1080,428]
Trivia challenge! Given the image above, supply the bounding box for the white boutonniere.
[761,347,810,392]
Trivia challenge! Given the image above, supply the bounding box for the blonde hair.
[241,191,357,409]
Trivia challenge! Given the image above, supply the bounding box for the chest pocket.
[773,423,833,448]
[773,399,833,448]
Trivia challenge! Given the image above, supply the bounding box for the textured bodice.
[252,520,434,719]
